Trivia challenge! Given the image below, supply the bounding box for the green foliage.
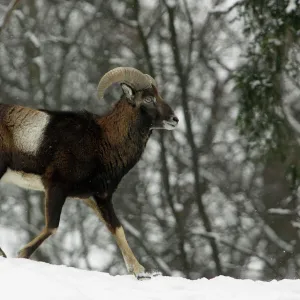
[235,63,291,156]
[235,0,300,160]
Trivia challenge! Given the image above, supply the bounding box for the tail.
[0,247,7,258]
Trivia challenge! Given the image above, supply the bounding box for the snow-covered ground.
[1,258,300,300]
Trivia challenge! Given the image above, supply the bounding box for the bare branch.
[182,0,195,75]
[193,230,281,277]
[0,0,21,33]
[208,0,243,16]
[162,0,224,276]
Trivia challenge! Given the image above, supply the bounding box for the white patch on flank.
[1,168,44,191]
[13,112,49,154]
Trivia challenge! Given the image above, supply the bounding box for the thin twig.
[0,0,21,33]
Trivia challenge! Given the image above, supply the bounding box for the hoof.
[136,271,162,280]
[151,271,162,277]
[17,249,28,258]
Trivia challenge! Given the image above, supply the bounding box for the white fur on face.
[13,112,49,155]
[162,120,177,130]
[1,169,44,191]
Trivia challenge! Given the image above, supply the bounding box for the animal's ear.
[121,83,135,103]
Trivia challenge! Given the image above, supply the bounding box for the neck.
[98,100,152,173]
[99,99,151,145]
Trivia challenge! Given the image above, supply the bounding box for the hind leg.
[0,154,8,257]
[0,157,8,179]
[0,128,9,179]
[18,185,66,258]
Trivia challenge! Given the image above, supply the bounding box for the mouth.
[162,120,177,130]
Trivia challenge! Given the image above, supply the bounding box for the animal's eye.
[144,96,156,104]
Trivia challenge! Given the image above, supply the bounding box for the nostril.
[172,116,179,123]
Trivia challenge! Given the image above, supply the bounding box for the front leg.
[83,196,147,278]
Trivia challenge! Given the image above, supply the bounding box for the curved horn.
[144,74,157,88]
[97,67,154,99]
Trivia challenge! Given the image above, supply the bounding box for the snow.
[269,38,282,46]
[1,258,300,300]
[268,208,293,215]
[25,31,40,48]
[286,0,297,13]
[291,221,300,229]
[174,202,184,212]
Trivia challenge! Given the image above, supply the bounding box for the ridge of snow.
[1,258,300,300]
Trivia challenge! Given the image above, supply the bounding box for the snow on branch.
[291,221,300,229]
[263,224,294,253]
[121,219,141,239]
[0,0,21,33]
[282,91,300,136]
[286,0,297,13]
[25,31,41,48]
[267,208,294,216]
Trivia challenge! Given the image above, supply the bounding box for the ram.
[0,67,178,279]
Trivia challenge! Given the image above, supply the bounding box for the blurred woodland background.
[1,0,300,280]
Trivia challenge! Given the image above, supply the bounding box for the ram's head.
[98,67,178,130]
